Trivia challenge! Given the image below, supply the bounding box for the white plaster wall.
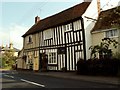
[82,0,99,59]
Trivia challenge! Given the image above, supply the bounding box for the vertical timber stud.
[55,27,59,70]
[81,17,86,61]
[72,22,76,70]
[64,32,67,72]
[61,26,64,68]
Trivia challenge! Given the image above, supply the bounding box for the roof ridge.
[22,2,91,37]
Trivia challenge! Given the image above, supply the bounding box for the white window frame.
[105,29,118,38]
[48,52,57,64]
[64,23,72,32]
[43,29,53,40]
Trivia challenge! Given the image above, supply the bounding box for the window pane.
[70,23,72,30]
[114,29,118,36]
[105,29,118,38]
[67,25,69,30]
[48,53,56,64]
[106,31,109,38]
[64,25,66,30]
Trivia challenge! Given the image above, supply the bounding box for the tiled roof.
[92,6,120,32]
[22,2,90,37]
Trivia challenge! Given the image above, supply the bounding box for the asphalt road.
[1,70,118,89]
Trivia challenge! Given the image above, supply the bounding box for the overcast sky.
[0,0,120,50]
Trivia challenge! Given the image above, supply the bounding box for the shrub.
[77,58,87,75]
[77,58,120,76]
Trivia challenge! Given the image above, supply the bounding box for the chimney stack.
[97,0,101,15]
[35,16,40,24]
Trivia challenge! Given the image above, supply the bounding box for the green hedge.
[77,58,120,76]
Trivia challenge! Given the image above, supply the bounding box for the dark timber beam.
[81,17,86,61]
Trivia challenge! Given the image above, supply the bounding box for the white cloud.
[10,24,29,50]
[0,24,29,50]
[0,27,10,46]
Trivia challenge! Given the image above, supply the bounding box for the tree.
[1,49,17,69]
[89,38,118,59]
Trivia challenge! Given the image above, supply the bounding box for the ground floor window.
[105,29,118,38]
[48,53,56,64]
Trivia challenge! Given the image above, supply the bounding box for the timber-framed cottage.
[17,0,101,71]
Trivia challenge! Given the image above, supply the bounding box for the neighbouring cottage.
[91,6,120,57]
[18,0,101,71]
[0,43,20,57]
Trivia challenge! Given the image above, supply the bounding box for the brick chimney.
[35,16,40,24]
[97,0,101,15]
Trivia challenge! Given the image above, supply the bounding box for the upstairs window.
[105,29,118,38]
[64,23,72,31]
[44,29,53,40]
[27,35,32,43]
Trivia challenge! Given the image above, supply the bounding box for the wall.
[23,32,40,70]
[92,31,104,46]
[39,19,84,71]
[82,0,99,59]
[24,33,39,49]
[17,50,26,69]
[92,30,119,56]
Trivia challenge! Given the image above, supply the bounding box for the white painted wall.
[82,0,99,59]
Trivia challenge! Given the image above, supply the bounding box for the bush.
[77,58,120,76]
[77,58,87,75]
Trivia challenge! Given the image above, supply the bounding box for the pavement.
[15,70,120,86]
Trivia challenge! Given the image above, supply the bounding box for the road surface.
[1,70,118,89]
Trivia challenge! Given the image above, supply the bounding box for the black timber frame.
[24,17,86,71]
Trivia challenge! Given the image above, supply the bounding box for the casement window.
[43,29,54,46]
[64,23,72,31]
[48,53,56,64]
[44,29,53,40]
[27,35,32,43]
[105,29,118,38]
[34,51,38,57]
